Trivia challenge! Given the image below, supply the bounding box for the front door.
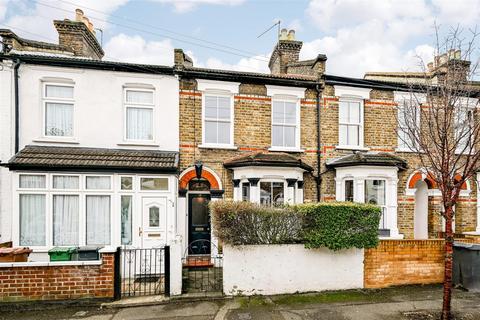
[141,197,167,248]
[188,193,211,254]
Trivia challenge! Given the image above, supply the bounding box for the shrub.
[210,201,303,245]
[299,202,381,251]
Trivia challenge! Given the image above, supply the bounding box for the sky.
[1,0,480,78]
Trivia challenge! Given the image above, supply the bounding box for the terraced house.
[1,11,480,262]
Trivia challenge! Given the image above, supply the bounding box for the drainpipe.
[13,58,21,153]
[315,83,323,202]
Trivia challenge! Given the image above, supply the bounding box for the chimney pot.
[279,28,288,40]
[287,30,295,40]
[75,8,84,22]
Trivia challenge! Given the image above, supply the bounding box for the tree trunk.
[441,205,454,320]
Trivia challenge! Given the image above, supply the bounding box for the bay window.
[53,195,79,246]
[260,181,285,206]
[86,195,111,246]
[272,98,299,149]
[43,83,74,137]
[19,194,46,246]
[124,89,154,141]
[338,99,363,148]
[203,94,233,146]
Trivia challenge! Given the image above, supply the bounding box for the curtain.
[19,175,45,188]
[126,90,153,104]
[121,196,132,245]
[45,103,73,136]
[19,194,46,246]
[86,176,111,190]
[86,195,111,245]
[53,195,79,246]
[53,176,79,189]
[45,85,73,99]
[126,107,153,140]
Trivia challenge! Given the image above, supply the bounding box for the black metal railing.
[182,240,223,294]
[115,246,169,298]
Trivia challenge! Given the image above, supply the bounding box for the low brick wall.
[0,253,115,302]
[364,240,445,288]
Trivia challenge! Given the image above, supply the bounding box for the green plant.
[210,201,303,245]
[299,202,381,251]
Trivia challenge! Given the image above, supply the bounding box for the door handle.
[139,227,143,237]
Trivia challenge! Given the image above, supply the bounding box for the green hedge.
[299,202,381,251]
[210,200,381,250]
[210,201,303,245]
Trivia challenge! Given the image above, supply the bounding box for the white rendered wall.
[0,61,14,243]
[17,65,179,151]
[223,244,364,296]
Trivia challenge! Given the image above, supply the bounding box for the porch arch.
[179,166,222,190]
[406,170,469,192]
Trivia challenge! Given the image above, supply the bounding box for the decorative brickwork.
[0,253,114,301]
[364,240,445,288]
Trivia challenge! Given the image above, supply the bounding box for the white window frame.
[138,176,170,193]
[201,90,235,148]
[270,95,301,151]
[394,92,424,152]
[123,87,155,142]
[337,97,364,149]
[259,179,287,206]
[42,82,75,139]
[454,98,477,155]
[51,174,80,191]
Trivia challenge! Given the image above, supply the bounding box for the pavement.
[1,285,480,320]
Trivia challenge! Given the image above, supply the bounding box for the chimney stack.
[54,8,104,60]
[268,28,303,74]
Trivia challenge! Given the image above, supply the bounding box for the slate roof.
[3,145,179,172]
[224,152,313,171]
[326,152,408,170]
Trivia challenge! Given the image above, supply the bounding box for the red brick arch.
[179,167,220,190]
[407,171,467,190]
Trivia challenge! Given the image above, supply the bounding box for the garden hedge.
[299,202,381,251]
[210,201,381,250]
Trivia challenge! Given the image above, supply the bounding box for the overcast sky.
[1,0,479,77]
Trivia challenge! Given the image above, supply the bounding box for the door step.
[183,255,213,268]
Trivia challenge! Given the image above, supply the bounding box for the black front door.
[188,193,211,255]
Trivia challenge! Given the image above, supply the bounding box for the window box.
[0,247,32,262]
[48,247,77,261]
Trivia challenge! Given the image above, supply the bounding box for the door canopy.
[179,166,221,190]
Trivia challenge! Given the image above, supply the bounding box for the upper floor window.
[203,94,233,145]
[43,84,74,137]
[124,89,154,141]
[272,98,299,148]
[455,105,474,154]
[338,99,363,147]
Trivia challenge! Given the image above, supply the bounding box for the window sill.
[33,138,79,144]
[335,145,369,151]
[395,148,415,153]
[117,142,159,147]
[268,147,304,153]
[198,144,238,150]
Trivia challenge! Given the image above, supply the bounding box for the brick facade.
[0,253,114,301]
[364,240,445,288]
[178,84,319,202]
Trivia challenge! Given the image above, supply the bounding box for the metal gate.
[182,240,223,294]
[114,246,170,298]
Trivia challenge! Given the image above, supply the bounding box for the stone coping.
[0,260,102,268]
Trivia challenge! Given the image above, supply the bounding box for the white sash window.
[43,84,74,137]
[124,89,154,141]
[203,94,233,145]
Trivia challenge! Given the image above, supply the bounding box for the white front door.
[141,196,167,248]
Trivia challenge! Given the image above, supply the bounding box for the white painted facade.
[0,60,15,243]
[0,61,180,252]
[223,244,364,296]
